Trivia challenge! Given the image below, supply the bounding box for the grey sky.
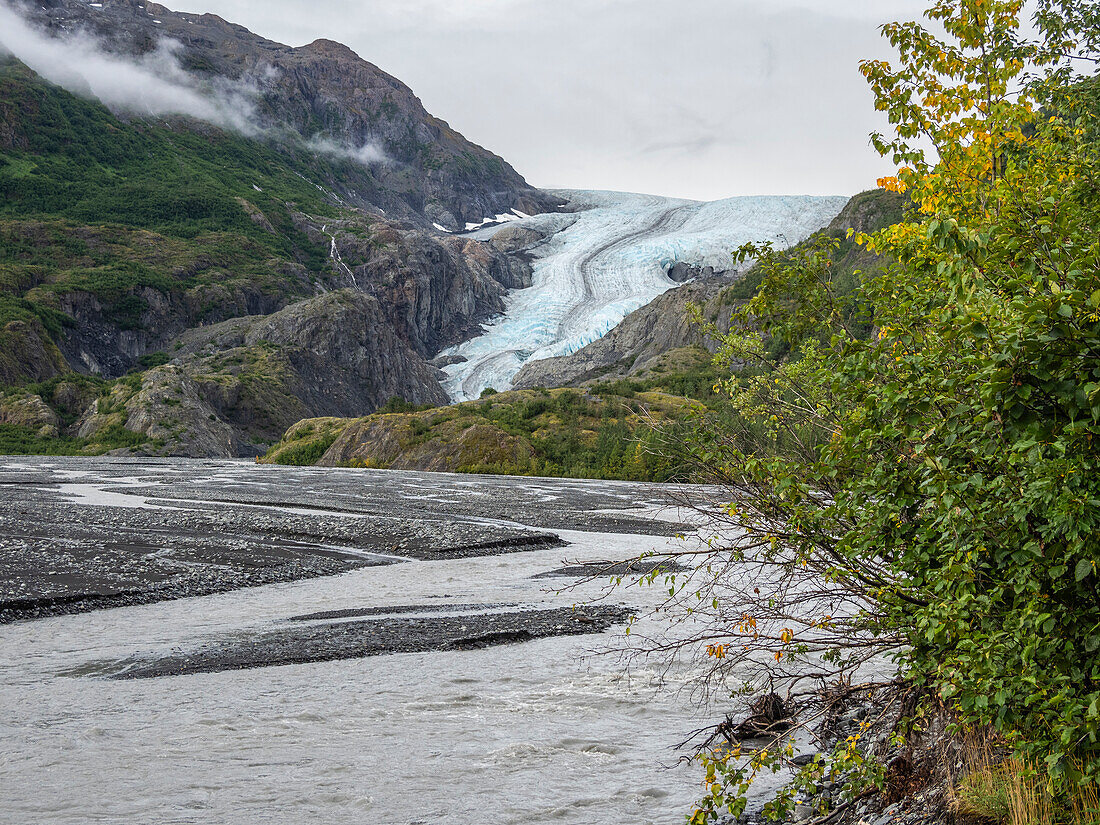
[174,0,928,199]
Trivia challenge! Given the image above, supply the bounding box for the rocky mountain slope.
[512,189,907,389]
[69,291,450,457]
[0,1,558,457]
[12,0,560,228]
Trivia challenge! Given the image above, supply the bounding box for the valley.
[5,0,1089,823]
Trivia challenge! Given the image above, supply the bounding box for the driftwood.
[703,692,795,748]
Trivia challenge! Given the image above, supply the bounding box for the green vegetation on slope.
[0,57,355,336]
[263,386,706,482]
[0,372,159,456]
[0,58,334,241]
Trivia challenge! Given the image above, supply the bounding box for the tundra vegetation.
[625,1,1100,821]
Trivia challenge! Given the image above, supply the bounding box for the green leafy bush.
[270,432,339,465]
[677,2,1100,822]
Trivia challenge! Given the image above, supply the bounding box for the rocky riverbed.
[0,457,717,824]
[0,457,684,624]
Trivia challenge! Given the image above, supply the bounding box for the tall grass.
[953,752,1099,825]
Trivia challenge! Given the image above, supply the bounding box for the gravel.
[0,457,687,624]
[104,604,633,678]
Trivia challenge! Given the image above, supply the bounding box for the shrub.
[660,3,1100,822]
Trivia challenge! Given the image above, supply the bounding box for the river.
[0,458,726,824]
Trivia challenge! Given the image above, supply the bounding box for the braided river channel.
[0,457,758,824]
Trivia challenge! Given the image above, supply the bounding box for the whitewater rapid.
[440,190,849,401]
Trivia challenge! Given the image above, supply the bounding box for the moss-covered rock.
[0,390,59,437]
[262,417,354,466]
[320,415,537,472]
[0,319,67,385]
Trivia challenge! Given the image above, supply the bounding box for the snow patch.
[464,212,525,232]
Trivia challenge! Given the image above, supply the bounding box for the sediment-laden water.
[0,458,722,824]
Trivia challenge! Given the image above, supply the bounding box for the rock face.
[489,225,546,255]
[53,282,292,380]
[666,262,729,283]
[512,279,734,388]
[335,223,533,357]
[0,320,68,385]
[20,0,562,226]
[76,290,449,457]
[0,391,61,437]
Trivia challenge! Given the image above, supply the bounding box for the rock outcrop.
[0,391,61,437]
[324,220,533,357]
[512,279,735,388]
[261,386,703,480]
[489,225,547,255]
[318,415,537,473]
[0,319,68,385]
[76,290,449,456]
[666,262,729,283]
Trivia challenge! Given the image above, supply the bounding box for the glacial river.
[0,459,732,825]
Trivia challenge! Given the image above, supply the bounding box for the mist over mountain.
[0,0,858,460]
[1,0,559,227]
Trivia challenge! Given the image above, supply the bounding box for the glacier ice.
[441,189,849,402]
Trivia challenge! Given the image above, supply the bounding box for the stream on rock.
[0,457,776,824]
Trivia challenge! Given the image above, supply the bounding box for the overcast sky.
[173,0,928,200]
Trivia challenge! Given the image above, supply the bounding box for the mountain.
[0,1,904,462]
[12,0,560,228]
[258,190,909,480]
[0,1,556,456]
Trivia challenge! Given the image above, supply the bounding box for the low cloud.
[0,2,259,133]
[0,3,391,168]
[307,136,390,167]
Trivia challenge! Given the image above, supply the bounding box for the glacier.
[440,189,850,402]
